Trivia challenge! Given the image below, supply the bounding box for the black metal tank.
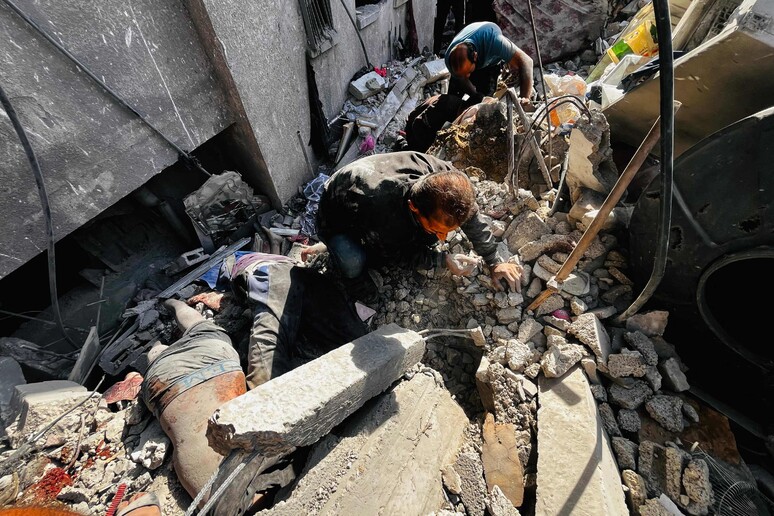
[628,106,774,423]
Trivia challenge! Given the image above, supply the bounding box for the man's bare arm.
[509,48,534,100]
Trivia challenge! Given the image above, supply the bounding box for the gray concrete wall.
[0,0,436,279]
[0,0,232,279]
[311,0,435,121]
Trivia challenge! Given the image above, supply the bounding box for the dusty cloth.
[405,94,477,152]
[317,151,504,271]
[210,253,368,389]
[141,320,241,418]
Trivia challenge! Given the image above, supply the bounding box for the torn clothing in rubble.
[317,151,506,276]
[212,252,368,389]
[142,319,241,418]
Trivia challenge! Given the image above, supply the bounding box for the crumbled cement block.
[682,458,714,514]
[658,357,690,392]
[455,450,488,516]
[626,310,669,337]
[517,317,543,343]
[536,366,628,515]
[617,408,641,433]
[611,436,638,471]
[607,350,648,378]
[349,71,387,100]
[504,211,552,253]
[622,469,647,514]
[5,380,91,448]
[568,312,612,362]
[599,402,622,437]
[208,323,425,455]
[664,446,689,502]
[129,419,169,470]
[646,395,684,433]
[562,271,591,296]
[486,485,521,516]
[420,59,449,83]
[608,379,652,410]
[540,342,584,378]
[624,331,659,366]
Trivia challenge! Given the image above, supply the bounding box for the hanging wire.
[0,82,80,350]
[1,0,211,177]
[524,0,552,170]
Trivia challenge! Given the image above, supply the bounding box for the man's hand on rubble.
[446,253,480,276]
[491,262,523,293]
[300,242,328,262]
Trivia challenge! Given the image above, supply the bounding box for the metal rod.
[508,88,552,188]
[527,112,668,313]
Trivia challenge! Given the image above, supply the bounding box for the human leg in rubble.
[234,257,368,388]
[141,298,246,506]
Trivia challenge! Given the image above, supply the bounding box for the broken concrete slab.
[536,365,628,515]
[348,71,387,100]
[261,372,468,515]
[5,380,94,448]
[568,312,612,363]
[455,449,488,516]
[208,323,425,455]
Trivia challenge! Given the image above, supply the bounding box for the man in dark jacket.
[302,151,521,294]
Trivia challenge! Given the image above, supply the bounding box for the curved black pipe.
[616,0,675,322]
[0,82,79,349]
[2,0,210,177]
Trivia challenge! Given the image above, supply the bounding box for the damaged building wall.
[0,0,435,280]
[310,0,435,124]
[0,0,232,279]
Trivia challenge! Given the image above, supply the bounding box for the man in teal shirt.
[444,21,534,103]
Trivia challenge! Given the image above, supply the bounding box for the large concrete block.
[262,372,468,516]
[5,380,92,448]
[536,366,627,516]
[208,323,425,455]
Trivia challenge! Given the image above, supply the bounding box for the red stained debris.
[26,467,73,502]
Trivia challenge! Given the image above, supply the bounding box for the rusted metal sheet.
[493,0,608,63]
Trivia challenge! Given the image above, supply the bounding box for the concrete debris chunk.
[518,234,576,262]
[617,408,641,433]
[504,211,552,252]
[612,436,638,471]
[486,485,521,516]
[624,331,659,366]
[626,310,669,337]
[208,324,425,455]
[658,358,690,392]
[599,402,622,437]
[454,449,488,516]
[682,458,714,514]
[622,469,648,514]
[129,419,169,470]
[349,71,387,100]
[646,395,685,433]
[568,312,612,362]
[608,380,653,410]
[607,349,648,378]
[665,446,689,502]
[540,342,584,378]
[536,366,627,515]
[5,380,93,448]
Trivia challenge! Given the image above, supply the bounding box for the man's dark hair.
[410,171,476,226]
[449,43,475,73]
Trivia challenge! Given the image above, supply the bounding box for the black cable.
[615,0,675,321]
[2,0,210,177]
[524,0,552,173]
[337,0,373,70]
[0,83,80,350]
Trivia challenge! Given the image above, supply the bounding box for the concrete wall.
[0,0,435,279]
[0,0,232,279]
